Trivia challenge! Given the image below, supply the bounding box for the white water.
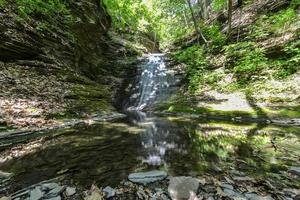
[127,54,173,111]
[126,54,180,166]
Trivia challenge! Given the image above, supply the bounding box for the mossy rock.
[66,84,111,100]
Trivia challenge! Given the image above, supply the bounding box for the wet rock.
[221,183,233,190]
[168,176,199,200]
[41,183,60,191]
[294,195,300,200]
[103,186,115,198]
[46,185,65,198]
[128,171,167,184]
[288,167,300,176]
[0,171,12,179]
[223,188,241,198]
[30,187,44,200]
[65,187,76,197]
[232,176,255,182]
[244,192,273,200]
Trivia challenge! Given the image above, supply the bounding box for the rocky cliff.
[0,0,138,129]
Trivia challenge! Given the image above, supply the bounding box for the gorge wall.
[0,0,138,128]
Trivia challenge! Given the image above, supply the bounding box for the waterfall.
[126,54,173,111]
[125,53,179,166]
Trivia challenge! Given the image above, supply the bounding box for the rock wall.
[0,0,138,128]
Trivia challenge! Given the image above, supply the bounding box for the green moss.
[157,102,254,118]
[264,106,300,118]
[66,84,111,100]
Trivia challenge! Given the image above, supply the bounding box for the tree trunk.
[227,0,233,38]
[186,0,207,44]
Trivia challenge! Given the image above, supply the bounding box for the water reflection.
[0,118,300,194]
[126,111,188,167]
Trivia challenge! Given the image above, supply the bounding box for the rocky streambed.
[1,168,300,200]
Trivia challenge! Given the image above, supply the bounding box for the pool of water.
[1,114,299,194]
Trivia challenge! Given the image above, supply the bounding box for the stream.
[0,54,299,195]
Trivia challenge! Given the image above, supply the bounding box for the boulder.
[168,176,200,200]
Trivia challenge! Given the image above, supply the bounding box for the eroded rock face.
[0,0,138,127]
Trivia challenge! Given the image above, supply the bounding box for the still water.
[0,54,299,193]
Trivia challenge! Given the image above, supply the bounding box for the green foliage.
[102,0,158,33]
[234,48,267,83]
[249,8,297,40]
[173,45,208,92]
[16,0,71,22]
[291,0,300,8]
[212,0,226,11]
[201,23,227,49]
[224,42,268,84]
[272,40,300,78]
[0,0,6,8]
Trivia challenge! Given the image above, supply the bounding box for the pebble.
[64,186,76,196]
[103,186,115,198]
[221,183,233,190]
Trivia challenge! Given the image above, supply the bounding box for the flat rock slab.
[128,170,167,184]
[168,176,200,200]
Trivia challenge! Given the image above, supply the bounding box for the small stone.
[221,183,233,190]
[244,193,273,200]
[128,171,167,184]
[168,176,199,200]
[65,187,76,196]
[103,186,115,198]
[41,183,60,191]
[46,186,65,198]
[289,167,300,176]
[30,187,44,200]
[232,176,254,182]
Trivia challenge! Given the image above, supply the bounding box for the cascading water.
[126,54,174,111]
[125,54,180,166]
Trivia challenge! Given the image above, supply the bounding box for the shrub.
[201,23,227,49]
[16,0,71,23]
[249,8,297,40]
[172,45,208,92]
[224,42,268,84]
[0,0,6,8]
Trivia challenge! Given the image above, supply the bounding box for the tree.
[186,0,207,44]
[227,0,233,37]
